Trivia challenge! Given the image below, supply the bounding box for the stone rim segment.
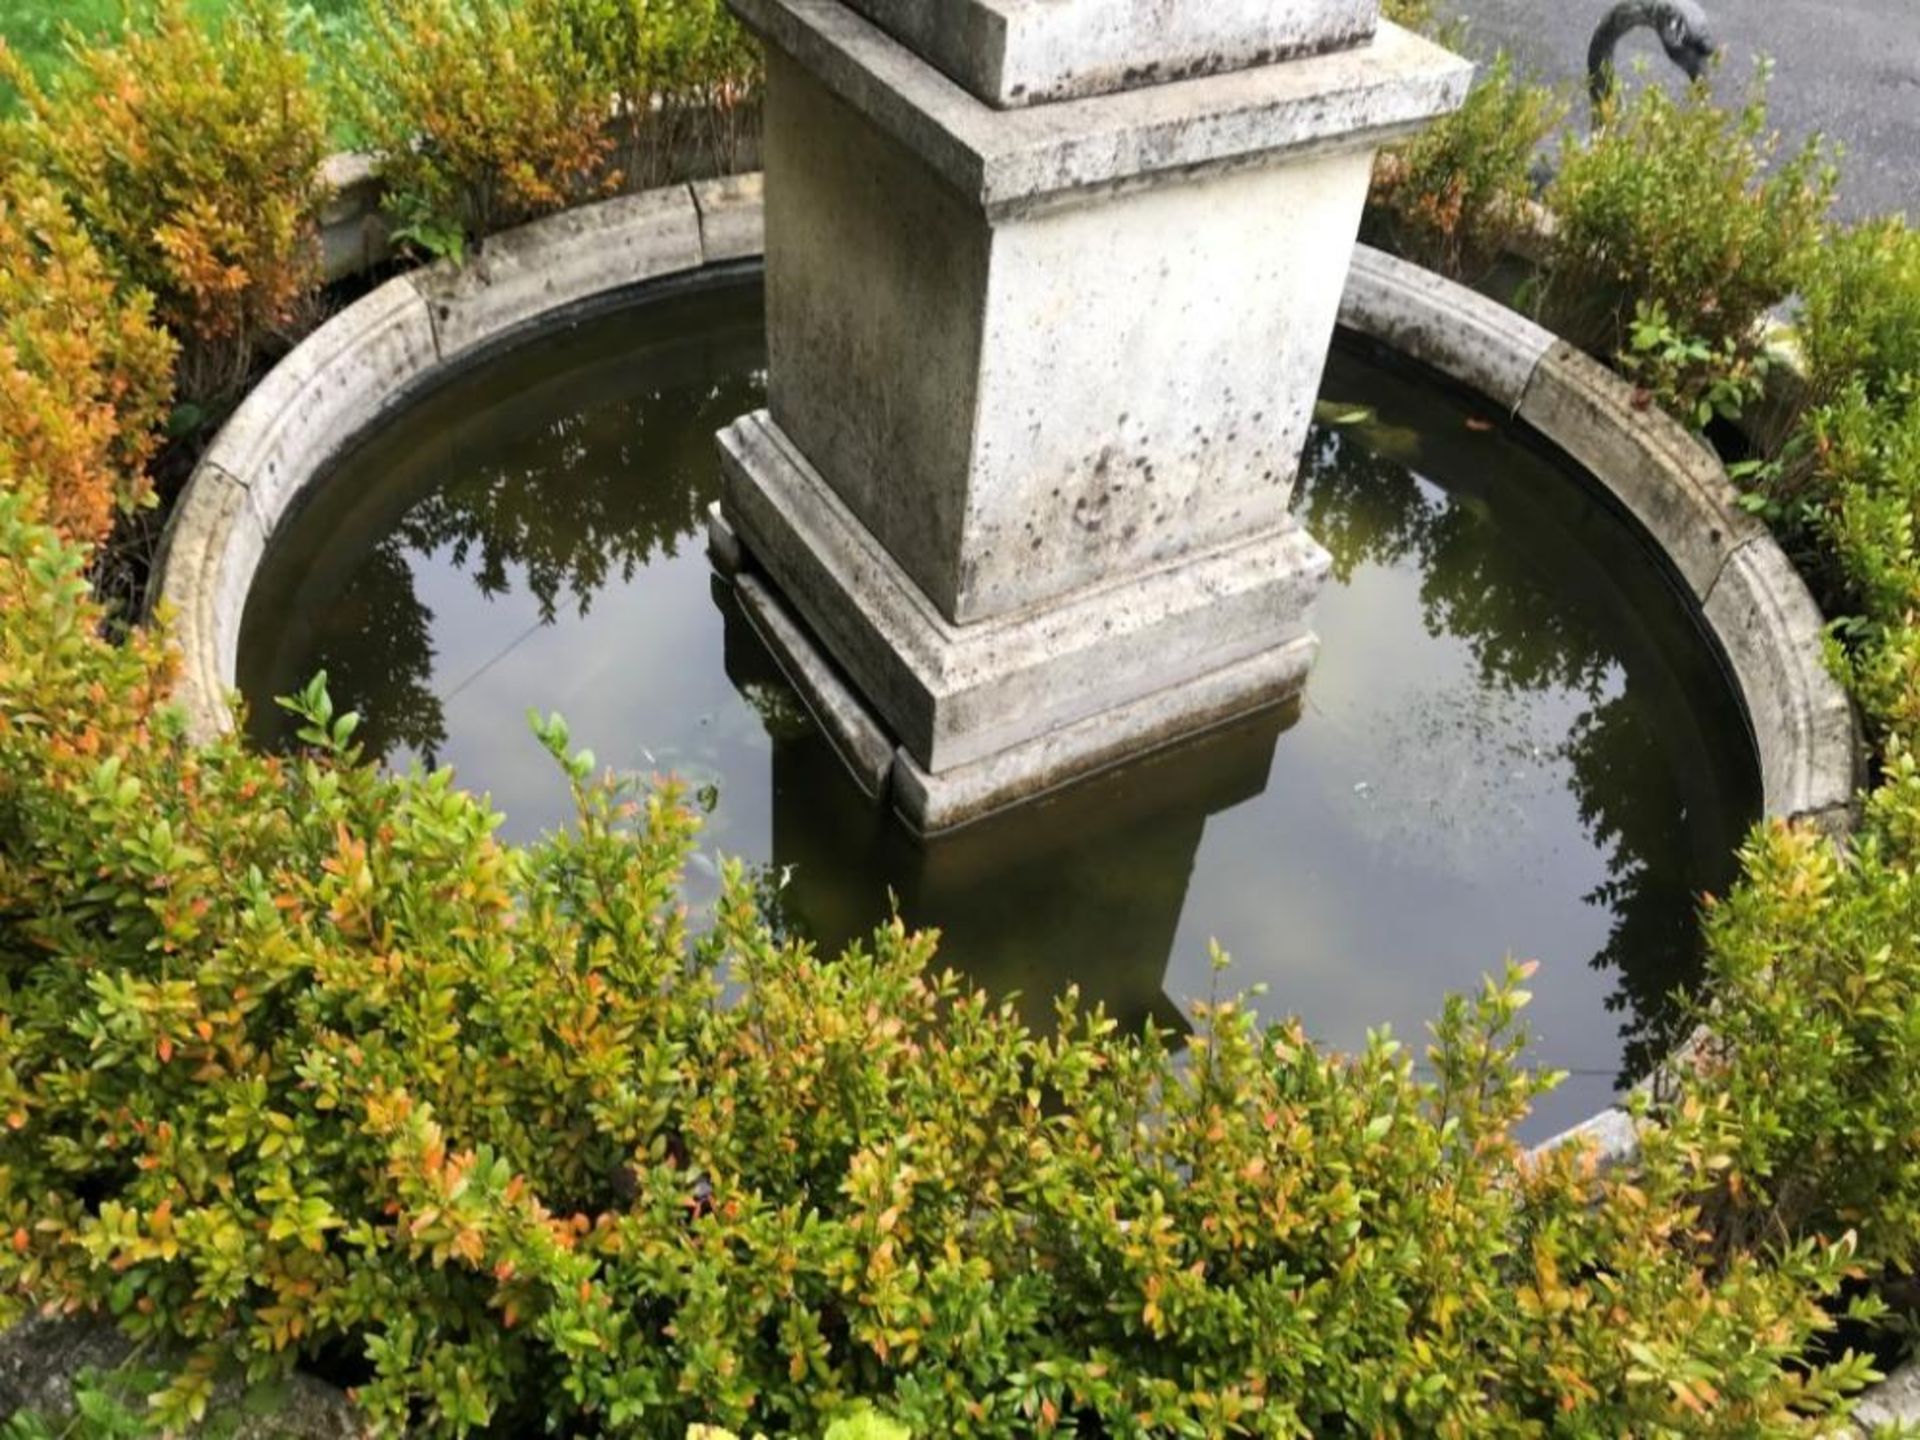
[157,186,708,743]
[410,187,702,362]
[1704,540,1861,822]
[152,461,266,742]
[1854,1358,1920,1433]
[730,0,1473,217]
[1339,243,1555,412]
[200,275,440,550]
[834,0,1380,110]
[692,172,768,262]
[1519,342,1769,601]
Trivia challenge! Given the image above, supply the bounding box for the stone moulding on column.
[836,0,1384,109]
[730,0,1473,219]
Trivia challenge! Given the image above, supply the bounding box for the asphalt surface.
[1436,0,1919,220]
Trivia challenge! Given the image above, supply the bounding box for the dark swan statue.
[1526,0,1720,188]
[1587,0,1719,116]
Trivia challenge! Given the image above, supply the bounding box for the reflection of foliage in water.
[397,392,724,624]
[1299,421,1611,701]
[300,537,448,765]
[1565,693,1714,1082]
[305,359,762,765]
[267,311,1750,1099]
[1297,416,1742,1087]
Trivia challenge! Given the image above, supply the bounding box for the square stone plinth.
[718,411,1330,777]
[837,0,1381,108]
[715,0,1465,823]
[739,1,1469,629]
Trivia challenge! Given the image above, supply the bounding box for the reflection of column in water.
[716,575,896,945]
[716,575,1297,1042]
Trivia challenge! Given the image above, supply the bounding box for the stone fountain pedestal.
[716,0,1469,833]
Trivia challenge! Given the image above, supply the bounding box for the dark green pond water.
[240,275,1760,1140]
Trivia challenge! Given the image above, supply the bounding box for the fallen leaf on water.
[1314,400,1375,426]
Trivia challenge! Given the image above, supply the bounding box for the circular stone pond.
[239,274,1759,1141]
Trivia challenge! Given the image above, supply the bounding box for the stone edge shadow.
[151,186,1905,1426]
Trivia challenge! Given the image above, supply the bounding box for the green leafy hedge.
[1362,51,1565,282]
[1368,59,1833,431]
[1369,37,1920,1305]
[1536,66,1833,374]
[0,6,1917,1437]
[337,0,759,261]
[1,0,330,405]
[0,494,1879,1433]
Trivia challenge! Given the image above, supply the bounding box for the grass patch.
[0,0,363,106]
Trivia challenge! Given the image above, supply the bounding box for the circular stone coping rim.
[152,174,768,743]
[156,173,1861,1056]
[148,173,1903,1427]
[1337,246,1863,834]
[162,180,1859,834]
[153,174,1874,1325]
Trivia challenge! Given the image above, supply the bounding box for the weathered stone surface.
[1519,342,1767,601]
[706,499,747,576]
[0,1315,138,1423]
[317,150,380,222]
[1530,1105,1640,1169]
[1855,1357,1920,1431]
[761,47,991,622]
[834,0,1380,109]
[731,0,1471,216]
[1705,540,1862,821]
[151,462,266,742]
[409,187,702,362]
[764,44,1376,625]
[692,172,767,263]
[735,573,897,796]
[1339,244,1554,412]
[200,276,440,542]
[0,1317,366,1438]
[320,211,394,288]
[892,635,1316,833]
[960,148,1370,620]
[719,410,1330,774]
[1793,799,1861,846]
[317,151,392,283]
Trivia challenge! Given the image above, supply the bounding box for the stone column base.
[888,637,1314,832]
[716,410,1329,833]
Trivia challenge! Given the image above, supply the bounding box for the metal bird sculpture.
[1529,0,1720,189]
[1588,0,1719,117]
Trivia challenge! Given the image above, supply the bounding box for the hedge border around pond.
[149,174,1899,1426]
